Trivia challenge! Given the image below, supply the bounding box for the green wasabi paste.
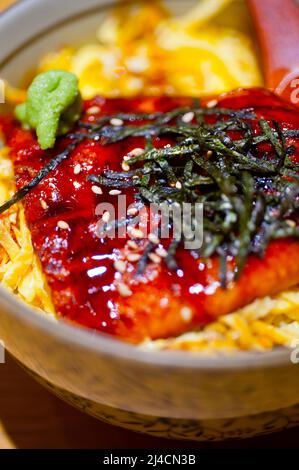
[15,70,82,150]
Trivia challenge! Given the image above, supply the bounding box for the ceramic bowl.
[1,0,299,442]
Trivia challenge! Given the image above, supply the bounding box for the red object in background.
[248,0,299,105]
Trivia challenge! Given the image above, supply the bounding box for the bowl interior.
[0,0,291,369]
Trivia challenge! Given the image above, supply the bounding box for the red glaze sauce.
[2,88,299,342]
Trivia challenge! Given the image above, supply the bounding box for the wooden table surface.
[1,0,299,449]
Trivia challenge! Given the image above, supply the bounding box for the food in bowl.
[1,0,299,353]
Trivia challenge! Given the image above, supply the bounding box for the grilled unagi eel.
[1,88,299,342]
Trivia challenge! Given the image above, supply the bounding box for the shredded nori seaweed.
[86,106,299,285]
[2,102,299,286]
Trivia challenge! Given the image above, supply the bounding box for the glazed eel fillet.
[1,88,299,343]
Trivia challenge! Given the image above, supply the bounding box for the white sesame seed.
[74,163,82,175]
[206,99,218,109]
[109,190,122,196]
[114,260,127,273]
[175,181,182,189]
[40,200,48,210]
[110,118,124,127]
[160,297,169,308]
[286,219,296,228]
[117,283,132,297]
[182,111,195,123]
[86,106,101,115]
[148,253,161,264]
[129,228,144,239]
[156,247,168,258]
[123,156,131,162]
[180,307,193,322]
[128,147,144,157]
[91,185,103,195]
[102,211,110,223]
[127,253,141,262]
[57,220,70,230]
[122,162,130,172]
[127,207,138,216]
[148,233,160,245]
[127,240,138,250]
